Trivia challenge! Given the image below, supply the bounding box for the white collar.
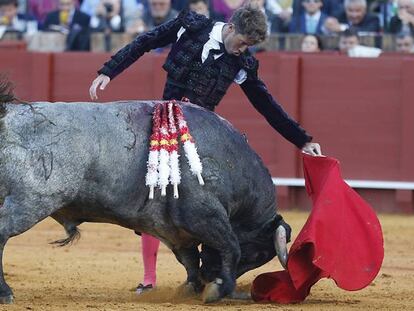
[210,22,225,44]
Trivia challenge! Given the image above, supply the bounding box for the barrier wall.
[0,50,412,212]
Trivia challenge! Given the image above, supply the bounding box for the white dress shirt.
[176,22,248,84]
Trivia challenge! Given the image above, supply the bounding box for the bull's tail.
[0,75,15,118]
[50,225,81,247]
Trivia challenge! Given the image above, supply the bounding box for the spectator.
[188,0,225,21]
[81,0,144,33]
[0,0,37,36]
[289,0,328,34]
[338,28,357,52]
[80,0,98,16]
[292,0,343,19]
[324,0,380,34]
[29,0,58,26]
[172,0,189,11]
[211,0,245,21]
[43,0,91,50]
[123,0,146,34]
[388,0,414,35]
[142,0,177,30]
[395,32,414,52]
[301,33,323,51]
[338,28,381,56]
[250,0,290,33]
[137,0,187,12]
[368,0,398,31]
[82,0,120,32]
[17,0,25,14]
[29,1,81,27]
[265,0,294,31]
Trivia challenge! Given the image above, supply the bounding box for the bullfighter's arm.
[240,72,312,149]
[97,13,185,80]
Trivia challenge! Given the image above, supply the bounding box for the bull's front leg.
[172,246,204,296]
[200,245,251,301]
[201,236,240,303]
[200,245,221,283]
[170,195,240,303]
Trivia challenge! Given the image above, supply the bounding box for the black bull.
[0,97,290,303]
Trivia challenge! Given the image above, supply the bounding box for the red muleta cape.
[251,154,384,303]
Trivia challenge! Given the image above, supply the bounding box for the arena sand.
[0,211,413,311]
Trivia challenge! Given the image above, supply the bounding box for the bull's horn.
[274,225,288,269]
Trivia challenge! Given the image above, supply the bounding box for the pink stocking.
[141,233,160,286]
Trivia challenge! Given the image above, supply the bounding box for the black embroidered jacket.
[97,10,312,148]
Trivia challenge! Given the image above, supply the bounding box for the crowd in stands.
[0,0,413,53]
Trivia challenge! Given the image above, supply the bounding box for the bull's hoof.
[202,278,222,303]
[176,282,198,298]
[0,294,13,304]
[176,280,204,298]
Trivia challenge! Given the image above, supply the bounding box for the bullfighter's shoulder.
[178,9,212,32]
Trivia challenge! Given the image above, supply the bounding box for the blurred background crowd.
[0,0,413,54]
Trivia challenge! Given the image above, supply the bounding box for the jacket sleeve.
[97,12,185,79]
[240,60,312,149]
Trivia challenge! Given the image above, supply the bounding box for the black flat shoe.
[135,283,154,295]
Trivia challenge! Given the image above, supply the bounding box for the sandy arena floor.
[0,211,413,311]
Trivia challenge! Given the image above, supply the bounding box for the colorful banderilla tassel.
[173,101,204,185]
[168,101,181,198]
[158,103,171,196]
[146,103,162,199]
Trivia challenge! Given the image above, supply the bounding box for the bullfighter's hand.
[302,142,322,156]
[399,9,414,25]
[89,74,110,100]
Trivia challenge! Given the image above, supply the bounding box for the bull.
[0,80,290,304]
